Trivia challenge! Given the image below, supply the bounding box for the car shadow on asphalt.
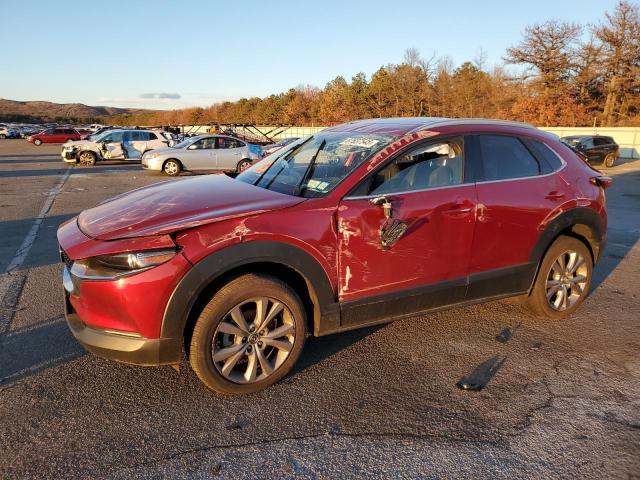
[0,158,62,164]
[290,324,387,377]
[0,165,142,178]
[0,316,85,387]
[0,153,61,158]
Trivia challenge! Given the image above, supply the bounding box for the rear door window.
[477,135,541,181]
[593,137,609,146]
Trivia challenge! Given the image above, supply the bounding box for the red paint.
[58,118,608,342]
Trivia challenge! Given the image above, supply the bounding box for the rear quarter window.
[523,139,564,173]
[477,135,541,181]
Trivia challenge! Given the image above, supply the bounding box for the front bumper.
[63,266,182,366]
[58,218,191,366]
[62,150,77,162]
[141,156,163,171]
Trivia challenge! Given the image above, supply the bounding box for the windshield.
[236,131,396,197]
[172,138,197,149]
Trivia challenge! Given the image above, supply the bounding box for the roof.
[324,117,537,137]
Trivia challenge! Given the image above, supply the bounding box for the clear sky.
[0,0,624,110]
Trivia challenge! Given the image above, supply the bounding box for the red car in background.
[28,127,85,145]
[57,117,610,395]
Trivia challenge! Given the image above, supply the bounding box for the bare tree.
[504,20,582,93]
[595,1,640,125]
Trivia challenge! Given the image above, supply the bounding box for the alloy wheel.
[78,152,95,166]
[545,250,588,311]
[164,161,179,175]
[604,154,615,168]
[211,297,296,384]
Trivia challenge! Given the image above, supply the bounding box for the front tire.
[525,235,593,320]
[603,153,616,168]
[0,134,6,139]
[34,138,42,146]
[163,159,182,176]
[78,151,96,166]
[189,274,307,395]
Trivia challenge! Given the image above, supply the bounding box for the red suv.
[57,118,610,394]
[28,127,84,145]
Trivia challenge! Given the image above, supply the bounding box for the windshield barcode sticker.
[340,137,380,148]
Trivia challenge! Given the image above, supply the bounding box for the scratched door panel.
[337,184,477,303]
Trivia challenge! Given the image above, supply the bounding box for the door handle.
[370,196,393,218]
[545,191,565,201]
[443,200,475,216]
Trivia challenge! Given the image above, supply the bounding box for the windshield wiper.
[295,139,326,197]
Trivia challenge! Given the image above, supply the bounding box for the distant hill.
[0,98,159,123]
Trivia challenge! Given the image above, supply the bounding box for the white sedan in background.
[141,135,261,176]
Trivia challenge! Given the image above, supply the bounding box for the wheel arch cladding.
[528,207,604,289]
[161,240,338,348]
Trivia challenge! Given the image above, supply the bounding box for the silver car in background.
[141,135,261,176]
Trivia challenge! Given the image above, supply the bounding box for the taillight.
[590,175,613,189]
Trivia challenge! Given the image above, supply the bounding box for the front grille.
[60,247,73,270]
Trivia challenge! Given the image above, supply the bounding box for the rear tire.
[603,153,616,168]
[236,159,252,173]
[189,274,307,395]
[163,159,182,176]
[525,235,593,320]
[34,139,42,146]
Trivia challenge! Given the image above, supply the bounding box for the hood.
[66,139,92,147]
[78,174,305,240]
[144,146,175,156]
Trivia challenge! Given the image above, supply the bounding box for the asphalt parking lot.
[0,139,638,479]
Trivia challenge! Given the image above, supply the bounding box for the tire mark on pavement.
[0,166,72,336]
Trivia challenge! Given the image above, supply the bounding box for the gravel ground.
[0,139,638,479]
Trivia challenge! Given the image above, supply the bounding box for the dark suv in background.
[560,135,619,168]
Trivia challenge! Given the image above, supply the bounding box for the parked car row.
[0,126,22,139]
[58,126,270,175]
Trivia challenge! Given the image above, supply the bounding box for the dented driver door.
[336,137,478,327]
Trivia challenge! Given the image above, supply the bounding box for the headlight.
[70,249,177,280]
[145,152,160,159]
